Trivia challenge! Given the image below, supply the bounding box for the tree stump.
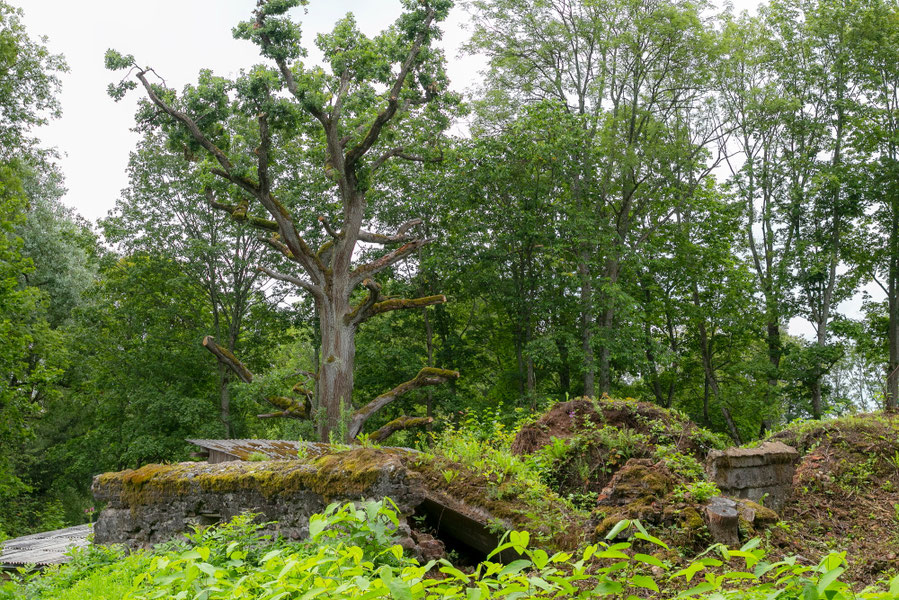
[706,496,739,547]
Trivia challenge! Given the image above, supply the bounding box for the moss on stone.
[96,447,419,508]
[682,506,704,531]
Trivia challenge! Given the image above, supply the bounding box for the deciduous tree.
[106,0,460,441]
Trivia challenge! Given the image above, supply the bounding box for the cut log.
[705,496,739,548]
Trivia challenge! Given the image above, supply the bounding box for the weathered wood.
[706,496,739,548]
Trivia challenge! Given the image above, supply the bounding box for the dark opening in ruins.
[411,498,517,565]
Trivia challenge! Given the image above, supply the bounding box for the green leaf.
[592,580,624,595]
[634,531,670,550]
[630,574,659,592]
[509,530,530,554]
[676,582,716,597]
[499,560,532,577]
[605,519,631,540]
[816,567,845,594]
[803,582,819,600]
[380,566,413,600]
[633,553,665,569]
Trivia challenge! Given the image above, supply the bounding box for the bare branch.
[358,218,423,245]
[348,367,459,439]
[257,265,321,296]
[350,238,432,285]
[346,278,383,326]
[371,147,429,172]
[318,215,341,239]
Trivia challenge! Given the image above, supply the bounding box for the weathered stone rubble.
[92,448,424,548]
[706,441,798,511]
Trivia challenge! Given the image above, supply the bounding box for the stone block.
[706,442,798,513]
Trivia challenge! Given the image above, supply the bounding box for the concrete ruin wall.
[706,441,799,512]
[92,448,424,548]
[91,446,523,561]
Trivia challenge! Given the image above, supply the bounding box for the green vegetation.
[4,0,899,592]
[4,501,897,600]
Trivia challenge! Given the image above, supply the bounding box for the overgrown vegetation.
[764,413,899,582]
[4,501,897,600]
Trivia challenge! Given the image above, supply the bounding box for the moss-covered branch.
[257,395,309,419]
[345,278,383,326]
[368,416,433,443]
[203,336,254,383]
[348,367,460,439]
[203,336,310,420]
[205,188,279,232]
[369,295,446,318]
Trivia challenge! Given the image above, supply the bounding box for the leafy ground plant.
[6,499,899,599]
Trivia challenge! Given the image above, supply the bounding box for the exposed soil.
[512,397,725,498]
[766,413,899,584]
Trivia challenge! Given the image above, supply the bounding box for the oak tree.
[106,0,460,442]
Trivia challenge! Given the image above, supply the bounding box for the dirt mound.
[511,399,604,455]
[596,458,678,507]
[512,397,722,458]
[767,413,899,583]
[511,397,726,501]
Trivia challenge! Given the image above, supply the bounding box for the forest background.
[3,0,899,538]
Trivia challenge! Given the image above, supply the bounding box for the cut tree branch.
[367,295,446,320]
[202,336,310,419]
[257,396,309,419]
[350,238,432,285]
[203,336,253,383]
[347,367,459,439]
[257,234,293,259]
[206,188,279,232]
[358,218,423,244]
[368,416,433,443]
